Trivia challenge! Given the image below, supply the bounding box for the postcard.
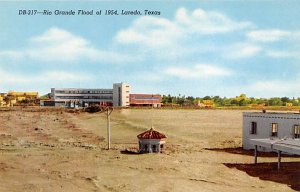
[0,1,299,191]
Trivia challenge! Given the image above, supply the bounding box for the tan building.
[7,91,39,102]
[0,91,39,106]
[197,100,215,108]
[0,93,6,107]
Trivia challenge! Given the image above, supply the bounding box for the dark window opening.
[152,145,157,152]
[250,122,257,134]
[118,87,121,106]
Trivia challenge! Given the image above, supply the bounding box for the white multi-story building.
[243,111,300,151]
[112,83,131,107]
[51,83,130,107]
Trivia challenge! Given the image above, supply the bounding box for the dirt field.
[0,108,299,192]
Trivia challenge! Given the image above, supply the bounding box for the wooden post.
[151,94,153,128]
[254,145,258,164]
[107,109,110,150]
[278,150,281,170]
[106,107,113,150]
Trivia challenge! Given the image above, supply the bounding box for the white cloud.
[266,50,300,59]
[246,29,300,60]
[134,71,164,82]
[116,16,181,48]
[27,27,91,62]
[0,27,135,63]
[247,29,291,42]
[0,67,92,84]
[114,7,255,62]
[165,64,232,79]
[115,7,253,48]
[226,43,261,59]
[249,78,300,97]
[176,7,253,34]
[0,50,24,58]
[30,27,85,44]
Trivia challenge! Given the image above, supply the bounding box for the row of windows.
[56,96,113,99]
[55,90,113,94]
[140,143,164,152]
[131,96,161,100]
[244,115,300,120]
[250,122,300,138]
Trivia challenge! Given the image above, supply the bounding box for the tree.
[230,99,239,106]
[249,97,257,104]
[161,94,296,107]
[203,96,212,100]
[177,95,185,105]
[212,96,223,107]
[268,97,283,106]
[281,97,291,106]
[291,98,299,106]
[239,98,250,106]
[281,97,290,103]
[186,96,195,106]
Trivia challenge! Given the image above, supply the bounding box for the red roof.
[137,128,167,139]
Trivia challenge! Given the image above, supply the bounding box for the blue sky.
[0,1,300,98]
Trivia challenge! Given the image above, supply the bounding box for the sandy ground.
[0,107,299,192]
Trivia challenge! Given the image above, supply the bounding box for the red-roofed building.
[130,94,162,107]
[137,127,167,153]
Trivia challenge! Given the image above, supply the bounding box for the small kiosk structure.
[137,128,167,153]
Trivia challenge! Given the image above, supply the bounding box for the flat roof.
[250,139,300,155]
[52,88,112,90]
[244,112,300,115]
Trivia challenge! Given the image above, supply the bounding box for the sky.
[0,1,300,98]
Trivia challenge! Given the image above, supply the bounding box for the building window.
[271,123,278,137]
[118,87,121,106]
[250,122,257,134]
[152,145,157,152]
[294,125,300,139]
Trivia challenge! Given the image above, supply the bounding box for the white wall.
[243,112,300,151]
[51,88,113,103]
[112,83,130,107]
[139,139,165,153]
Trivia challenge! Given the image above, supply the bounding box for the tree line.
[162,94,300,107]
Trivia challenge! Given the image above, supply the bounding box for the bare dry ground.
[0,107,299,192]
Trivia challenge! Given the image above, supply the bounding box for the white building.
[51,83,130,107]
[112,83,131,107]
[243,111,300,151]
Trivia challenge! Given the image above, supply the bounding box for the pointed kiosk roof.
[137,127,167,140]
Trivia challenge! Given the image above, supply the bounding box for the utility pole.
[106,107,113,150]
[151,94,154,128]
